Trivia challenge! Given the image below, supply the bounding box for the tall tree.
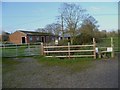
[58,3,87,44]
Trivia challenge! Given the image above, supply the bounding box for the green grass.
[2,57,21,73]
[34,56,95,72]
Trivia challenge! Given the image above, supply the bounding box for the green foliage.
[72,16,101,45]
[73,34,93,45]
[58,39,69,45]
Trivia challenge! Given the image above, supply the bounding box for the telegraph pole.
[61,14,64,40]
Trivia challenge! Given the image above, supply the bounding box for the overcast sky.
[1,0,119,33]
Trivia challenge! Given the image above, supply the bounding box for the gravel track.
[2,55,118,88]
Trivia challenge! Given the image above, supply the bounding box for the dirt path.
[2,56,118,88]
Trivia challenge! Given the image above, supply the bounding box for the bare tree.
[36,28,46,33]
[58,3,87,44]
[45,23,61,36]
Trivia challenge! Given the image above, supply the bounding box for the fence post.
[3,44,5,57]
[111,37,114,58]
[41,42,44,55]
[16,44,18,57]
[28,43,30,55]
[68,42,70,59]
[93,38,96,59]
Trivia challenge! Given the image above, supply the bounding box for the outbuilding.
[9,30,58,44]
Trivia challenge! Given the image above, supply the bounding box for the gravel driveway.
[2,55,118,88]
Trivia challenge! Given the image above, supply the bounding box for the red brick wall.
[26,36,30,43]
[9,31,26,44]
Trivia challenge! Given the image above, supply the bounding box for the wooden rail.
[44,50,94,53]
[44,45,94,48]
[46,55,94,58]
[41,38,96,59]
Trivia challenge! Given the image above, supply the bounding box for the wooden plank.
[45,55,94,58]
[44,50,94,53]
[45,56,68,57]
[43,45,94,49]
[44,46,68,48]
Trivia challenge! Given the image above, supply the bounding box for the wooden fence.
[41,38,96,59]
[40,37,114,59]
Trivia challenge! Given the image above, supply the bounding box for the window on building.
[36,36,39,41]
[41,36,45,43]
[29,36,32,41]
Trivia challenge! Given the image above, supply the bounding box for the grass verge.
[34,56,95,73]
[2,57,21,73]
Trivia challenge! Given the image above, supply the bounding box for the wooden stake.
[93,38,96,59]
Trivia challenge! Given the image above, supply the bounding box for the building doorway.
[22,37,26,44]
[41,36,45,43]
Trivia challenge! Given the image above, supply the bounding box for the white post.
[28,43,30,55]
[41,42,44,55]
[111,37,114,58]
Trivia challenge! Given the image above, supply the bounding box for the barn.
[9,30,58,44]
